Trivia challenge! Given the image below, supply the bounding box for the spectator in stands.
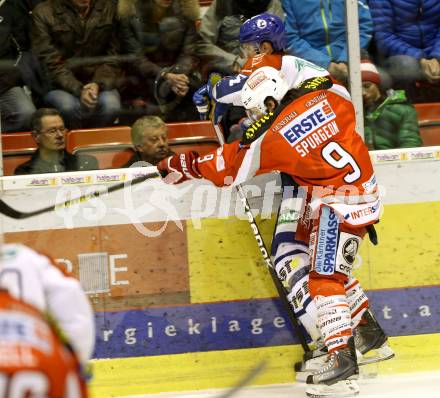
[368,0,440,96]
[31,0,121,129]
[0,0,36,132]
[281,0,373,85]
[195,0,284,75]
[118,0,201,122]
[15,108,99,175]
[362,60,422,150]
[123,115,174,167]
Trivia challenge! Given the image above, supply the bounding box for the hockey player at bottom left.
[0,243,95,398]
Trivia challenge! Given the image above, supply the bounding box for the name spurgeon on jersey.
[277,99,340,157]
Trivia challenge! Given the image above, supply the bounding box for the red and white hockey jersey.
[197,81,380,227]
[0,244,95,365]
[0,290,88,398]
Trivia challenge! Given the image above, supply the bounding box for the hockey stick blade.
[0,172,160,219]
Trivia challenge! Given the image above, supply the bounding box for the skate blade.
[297,369,359,384]
[306,380,360,398]
[296,370,310,383]
[358,344,395,366]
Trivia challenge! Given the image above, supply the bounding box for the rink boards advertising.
[1,145,440,395]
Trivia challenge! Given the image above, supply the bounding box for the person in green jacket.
[361,60,422,150]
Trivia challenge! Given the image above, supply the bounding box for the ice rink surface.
[116,371,440,398]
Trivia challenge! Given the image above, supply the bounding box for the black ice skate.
[354,309,395,365]
[305,337,360,398]
[306,337,358,386]
[295,310,394,381]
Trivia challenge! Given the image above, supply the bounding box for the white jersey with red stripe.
[212,54,331,107]
[0,244,95,365]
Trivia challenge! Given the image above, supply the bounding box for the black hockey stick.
[215,360,267,398]
[0,172,160,219]
[213,125,310,352]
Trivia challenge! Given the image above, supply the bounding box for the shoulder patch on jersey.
[298,76,333,92]
[241,111,276,145]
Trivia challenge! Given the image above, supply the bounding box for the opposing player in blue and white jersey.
[193,12,394,379]
[192,13,330,124]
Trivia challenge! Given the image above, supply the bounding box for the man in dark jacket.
[31,0,121,129]
[15,108,99,174]
[123,115,173,167]
[0,0,36,132]
[361,60,422,150]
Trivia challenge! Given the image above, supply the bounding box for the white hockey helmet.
[241,66,289,120]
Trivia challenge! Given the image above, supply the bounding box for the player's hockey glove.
[192,73,224,122]
[192,84,210,120]
[157,151,202,184]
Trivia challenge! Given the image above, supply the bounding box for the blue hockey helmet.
[239,13,286,52]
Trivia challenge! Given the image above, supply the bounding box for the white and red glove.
[157,151,202,184]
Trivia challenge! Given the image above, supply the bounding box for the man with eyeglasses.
[14,108,98,174]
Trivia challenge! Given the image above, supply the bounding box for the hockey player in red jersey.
[195,12,394,384]
[0,244,94,398]
[159,66,392,396]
